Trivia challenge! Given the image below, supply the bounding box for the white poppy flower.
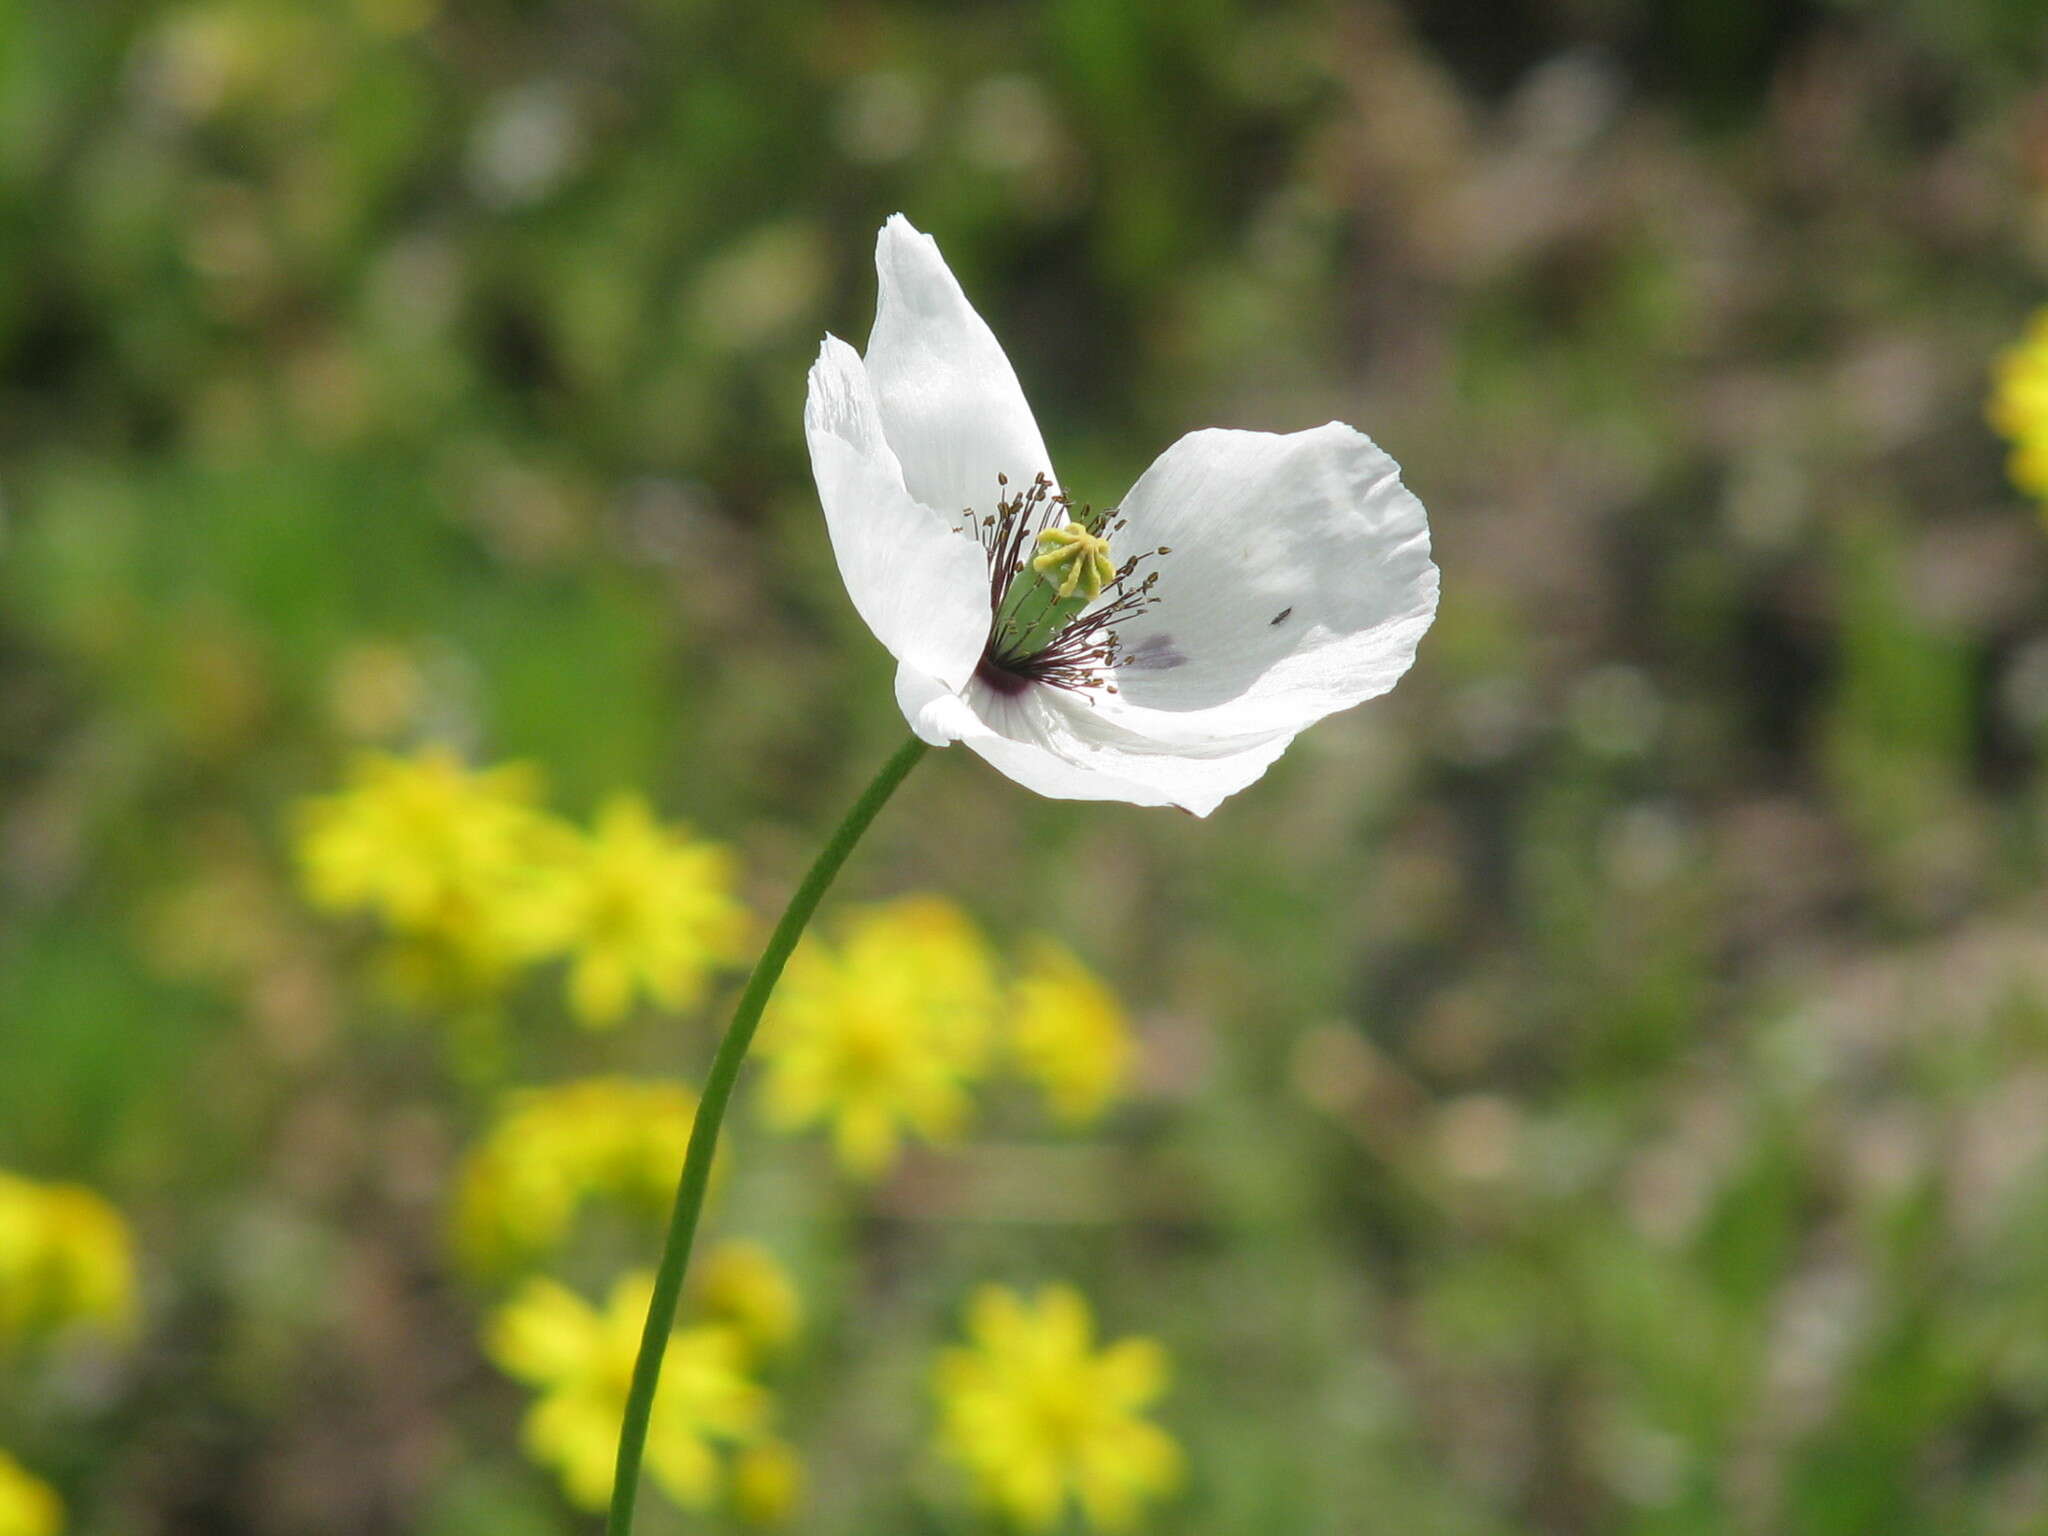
[803,215,1439,816]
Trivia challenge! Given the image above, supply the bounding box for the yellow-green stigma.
[1031,523,1115,602]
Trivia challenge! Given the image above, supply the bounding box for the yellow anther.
[1030,523,1115,602]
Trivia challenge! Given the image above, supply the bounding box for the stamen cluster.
[969,472,1167,697]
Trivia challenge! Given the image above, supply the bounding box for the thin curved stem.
[605,735,929,1536]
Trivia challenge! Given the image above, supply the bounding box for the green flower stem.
[606,734,929,1536]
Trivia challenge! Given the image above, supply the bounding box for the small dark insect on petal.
[1270,607,1293,626]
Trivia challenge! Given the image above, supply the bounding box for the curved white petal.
[897,661,1295,816]
[894,662,981,749]
[804,336,990,692]
[864,214,1057,522]
[1101,423,1438,741]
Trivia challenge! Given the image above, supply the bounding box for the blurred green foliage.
[5,0,2048,1532]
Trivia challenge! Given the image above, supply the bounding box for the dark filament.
[965,472,1165,697]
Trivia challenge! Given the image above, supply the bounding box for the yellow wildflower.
[521,794,749,1028]
[935,1285,1181,1533]
[294,748,563,996]
[29,1187,135,1333]
[0,1452,60,1536]
[486,1272,768,1512]
[295,748,551,928]
[756,896,998,1177]
[451,1078,696,1276]
[0,1172,136,1345]
[1007,939,1134,1125]
[731,1438,803,1526]
[1990,308,2048,505]
[693,1240,801,1358]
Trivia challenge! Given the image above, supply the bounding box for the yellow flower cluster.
[935,1284,1182,1532]
[1990,309,2048,506]
[487,1271,779,1514]
[484,1256,806,1520]
[452,1078,699,1276]
[0,1171,136,1347]
[0,1175,132,1535]
[296,748,549,1000]
[295,750,747,1026]
[456,1078,805,1521]
[756,897,1137,1177]
[525,795,749,1026]
[758,897,996,1178]
[0,1452,60,1536]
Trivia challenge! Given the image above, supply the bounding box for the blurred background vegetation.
[6,0,2048,1531]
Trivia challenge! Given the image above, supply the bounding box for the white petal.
[863,214,1057,522]
[804,336,991,692]
[894,662,980,748]
[1102,422,1438,741]
[901,662,1295,816]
